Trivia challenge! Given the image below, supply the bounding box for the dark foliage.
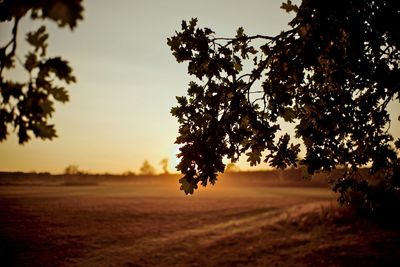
[168,0,400,210]
[0,0,84,143]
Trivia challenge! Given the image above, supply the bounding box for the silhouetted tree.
[225,163,240,173]
[64,164,80,175]
[139,160,156,176]
[122,170,136,176]
[0,0,84,144]
[159,158,170,174]
[168,0,400,210]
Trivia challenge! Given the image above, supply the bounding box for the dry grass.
[0,177,399,266]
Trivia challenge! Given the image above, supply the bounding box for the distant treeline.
[0,171,182,186]
[0,168,372,188]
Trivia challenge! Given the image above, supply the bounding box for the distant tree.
[225,163,240,173]
[139,160,156,176]
[64,164,80,175]
[0,0,84,144]
[168,0,400,210]
[159,158,170,174]
[122,170,136,176]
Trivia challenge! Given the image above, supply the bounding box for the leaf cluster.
[0,0,83,29]
[168,0,400,201]
[0,0,83,143]
[168,18,299,194]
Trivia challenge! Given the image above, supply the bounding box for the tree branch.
[0,16,21,77]
[212,28,297,46]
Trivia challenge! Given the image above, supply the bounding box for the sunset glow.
[1,0,399,174]
[2,2,400,266]
[0,0,297,174]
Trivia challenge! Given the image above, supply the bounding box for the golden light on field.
[2,2,400,266]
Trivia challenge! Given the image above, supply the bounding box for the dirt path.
[148,201,330,247]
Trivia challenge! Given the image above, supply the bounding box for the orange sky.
[1,0,399,174]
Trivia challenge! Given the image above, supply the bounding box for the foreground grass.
[0,180,399,266]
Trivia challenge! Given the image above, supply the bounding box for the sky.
[1,1,399,174]
[0,0,298,174]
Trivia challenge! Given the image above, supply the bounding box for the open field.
[1,175,400,266]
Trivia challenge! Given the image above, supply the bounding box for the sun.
[168,144,181,173]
